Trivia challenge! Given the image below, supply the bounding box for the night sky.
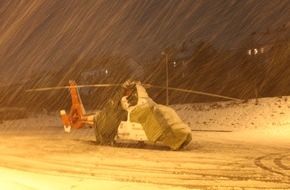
[0,0,289,89]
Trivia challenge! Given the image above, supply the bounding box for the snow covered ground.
[0,96,290,189]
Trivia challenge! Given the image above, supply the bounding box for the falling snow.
[0,0,290,189]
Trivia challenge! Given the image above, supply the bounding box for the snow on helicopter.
[26,80,242,150]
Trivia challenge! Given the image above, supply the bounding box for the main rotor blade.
[144,84,243,101]
[27,83,243,101]
[26,84,121,92]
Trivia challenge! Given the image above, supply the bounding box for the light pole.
[162,52,169,105]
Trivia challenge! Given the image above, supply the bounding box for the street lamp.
[162,52,169,105]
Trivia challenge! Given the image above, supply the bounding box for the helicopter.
[27,80,242,150]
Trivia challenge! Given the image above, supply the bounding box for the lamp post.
[162,52,169,105]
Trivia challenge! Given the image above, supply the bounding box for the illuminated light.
[105,69,108,74]
[248,50,252,55]
[254,48,258,54]
[173,61,177,67]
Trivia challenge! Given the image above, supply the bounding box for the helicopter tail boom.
[60,81,92,132]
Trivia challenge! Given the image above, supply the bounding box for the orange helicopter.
[27,80,241,150]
